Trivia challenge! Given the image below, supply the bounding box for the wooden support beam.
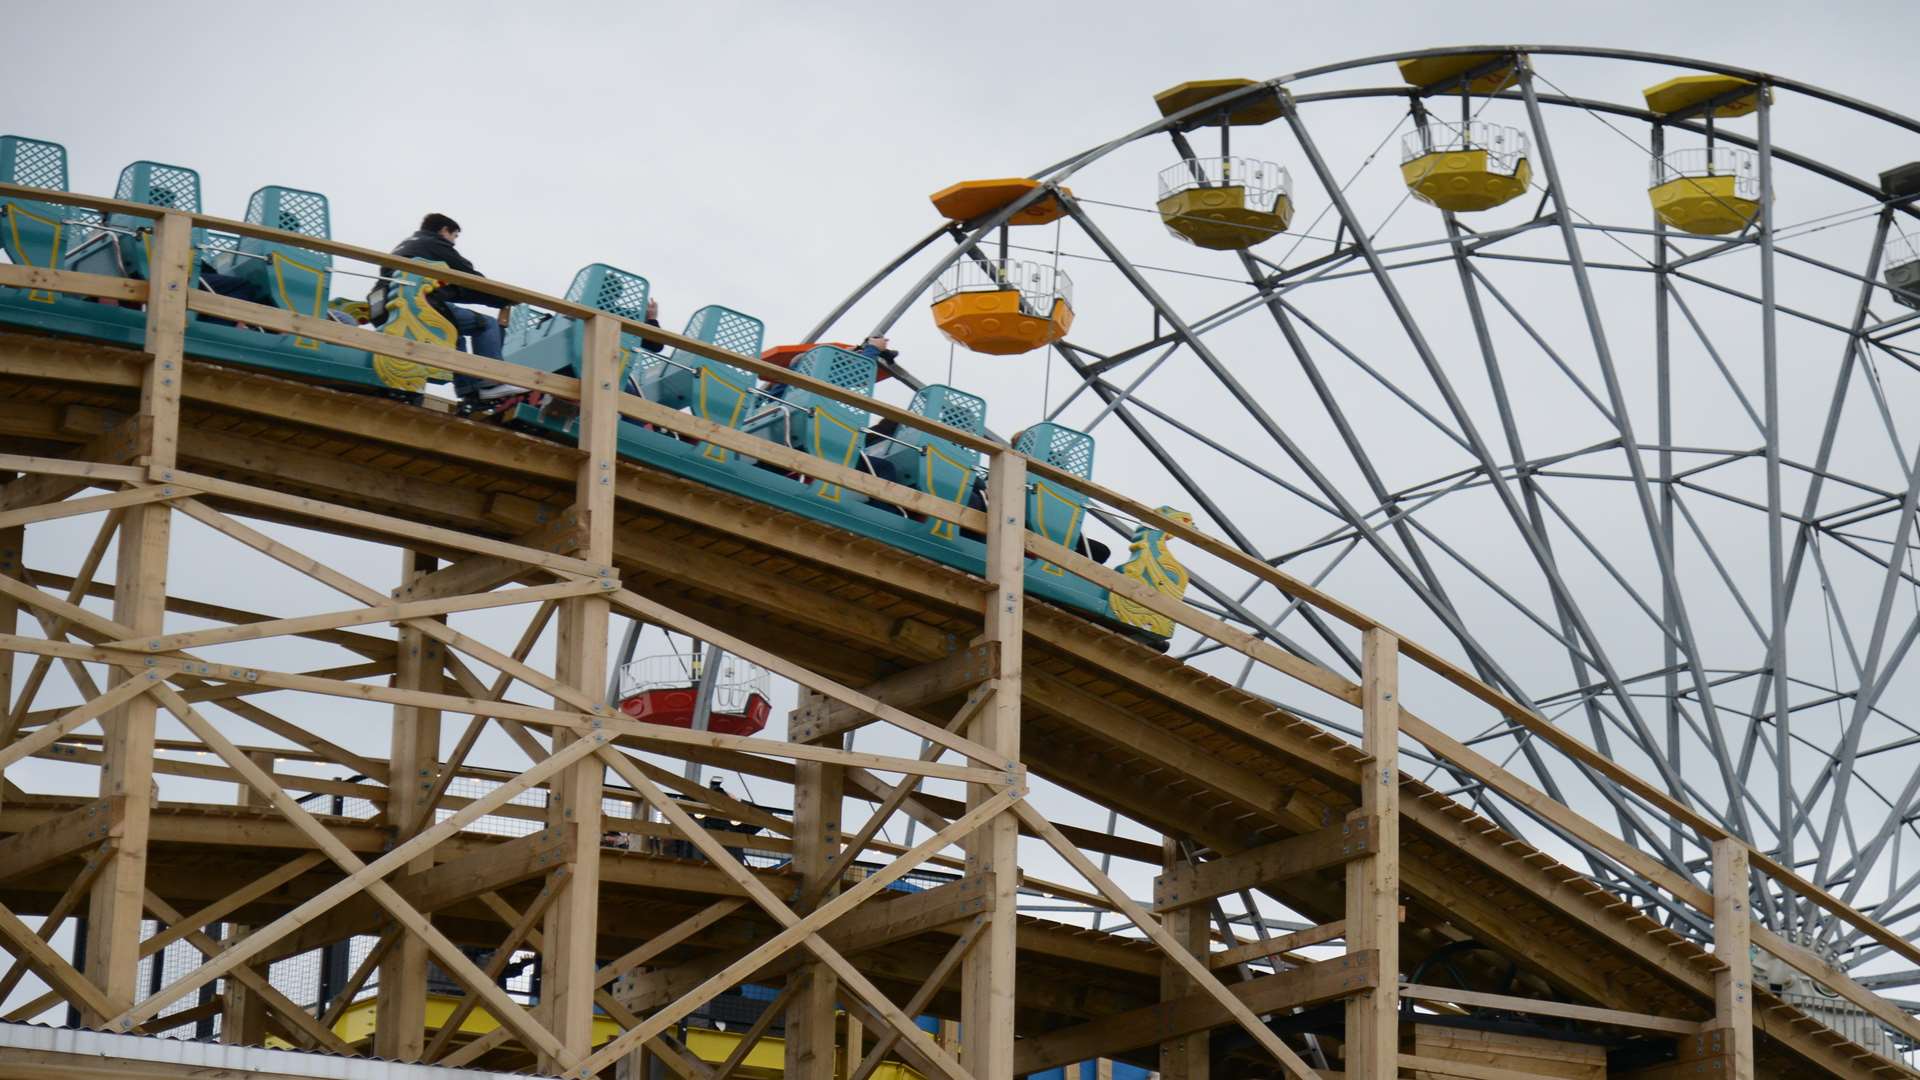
[848,915,985,1080]
[1012,800,1322,1079]
[1160,837,1209,1080]
[377,551,443,1063]
[423,869,570,1063]
[1399,985,1699,1035]
[713,981,798,1080]
[790,644,998,744]
[595,898,747,990]
[120,685,591,1071]
[790,688,846,1080]
[82,210,187,1021]
[540,314,619,1070]
[1153,816,1380,912]
[619,876,995,1013]
[0,797,122,881]
[140,889,353,1055]
[1712,839,1755,1080]
[577,750,1005,1080]
[1011,952,1378,1075]
[0,894,120,1021]
[220,750,272,1047]
[1210,919,1353,970]
[272,823,577,961]
[0,841,111,1004]
[1346,629,1400,1080]
[0,513,120,746]
[399,509,586,601]
[963,450,1026,1080]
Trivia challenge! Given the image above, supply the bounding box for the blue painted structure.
[0,141,1168,646]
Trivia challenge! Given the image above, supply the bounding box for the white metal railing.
[1778,990,1905,1062]
[1885,230,1920,273]
[617,652,770,716]
[1156,156,1292,213]
[1400,121,1530,176]
[1649,146,1760,197]
[932,257,1072,313]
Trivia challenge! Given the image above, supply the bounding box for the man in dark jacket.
[387,213,518,403]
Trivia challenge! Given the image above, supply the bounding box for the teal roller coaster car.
[0,137,1179,649]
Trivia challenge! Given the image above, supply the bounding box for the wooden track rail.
[0,186,1910,1080]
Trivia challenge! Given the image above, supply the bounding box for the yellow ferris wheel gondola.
[1395,54,1532,214]
[1643,75,1769,235]
[1150,79,1294,250]
[926,179,1075,355]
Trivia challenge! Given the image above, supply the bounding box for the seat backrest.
[505,263,655,386]
[231,186,332,320]
[635,304,762,410]
[95,161,206,282]
[871,385,987,535]
[0,136,73,282]
[784,345,876,425]
[1015,422,1095,551]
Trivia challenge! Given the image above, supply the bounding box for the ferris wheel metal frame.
[805,45,1920,985]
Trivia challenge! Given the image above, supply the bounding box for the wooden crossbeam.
[620,876,996,1012]
[711,980,798,1080]
[0,676,154,772]
[0,482,191,532]
[269,824,577,961]
[790,646,997,746]
[1399,985,1697,1035]
[1012,952,1379,1074]
[1152,815,1379,912]
[140,890,354,1055]
[0,419,142,513]
[422,869,570,1062]
[0,841,112,1003]
[1013,799,1322,1079]
[1209,918,1353,970]
[0,894,119,1021]
[848,914,986,1080]
[0,797,123,881]
[399,512,587,601]
[0,513,121,744]
[106,579,600,652]
[117,685,594,1069]
[610,586,1013,771]
[0,633,1001,782]
[594,898,746,990]
[576,749,1008,1080]
[0,262,145,301]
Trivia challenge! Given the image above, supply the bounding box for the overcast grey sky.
[6,1,1920,1003]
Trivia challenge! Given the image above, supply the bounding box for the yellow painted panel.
[1642,74,1768,118]
[321,993,622,1049]
[1401,150,1531,213]
[1152,78,1282,125]
[1648,175,1759,235]
[1397,53,1515,94]
[928,179,1072,226]
[931,289,1072,356]
[1157,187,1293,249]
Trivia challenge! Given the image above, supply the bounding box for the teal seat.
[228,187,332,333]
[63,161,206,285]
[868,385,986,538]
[742,346,876,502]
[1016,422,1095,557]
[636,305,763,462]
[506,263,654,386]
[0,137,77,303]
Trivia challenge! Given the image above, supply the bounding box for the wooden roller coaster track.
[0,184,1912,1080]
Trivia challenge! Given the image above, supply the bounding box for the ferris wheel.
[807,47,1920,990]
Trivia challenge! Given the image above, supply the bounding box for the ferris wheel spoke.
[1512,61,1765,836]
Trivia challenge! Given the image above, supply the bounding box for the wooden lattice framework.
[0,184,1911,1080]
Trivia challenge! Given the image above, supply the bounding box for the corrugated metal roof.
[0,1020,548,1079]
